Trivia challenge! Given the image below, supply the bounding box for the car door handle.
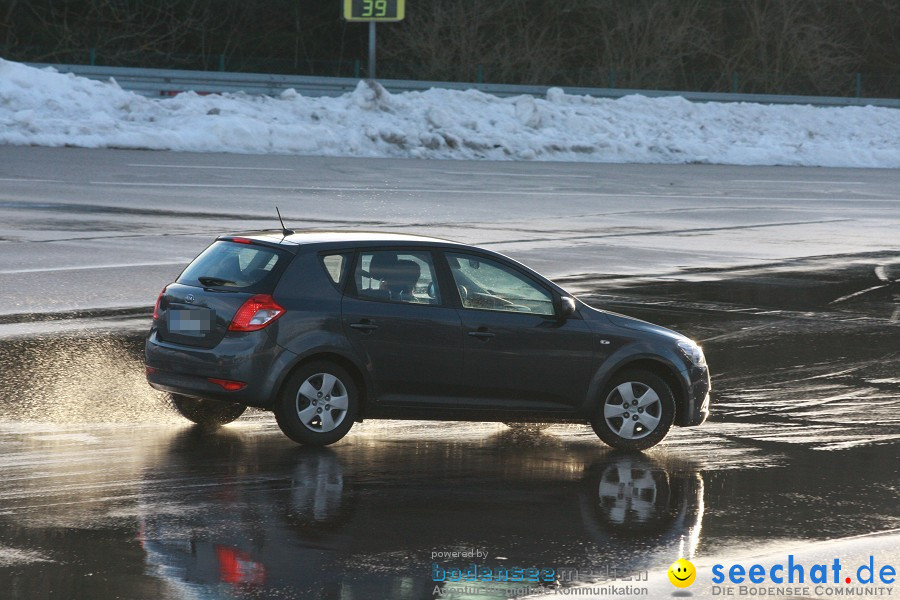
[350,321,378,332]
[468,329,495,340]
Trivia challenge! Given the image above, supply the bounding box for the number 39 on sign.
[343,0,405,22]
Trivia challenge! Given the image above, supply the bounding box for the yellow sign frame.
[343,0,405,22]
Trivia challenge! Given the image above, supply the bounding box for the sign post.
[369,21,376,79]
[343,0,406,80]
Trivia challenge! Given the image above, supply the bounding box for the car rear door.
[443,251,595,411]
[341,248,464,407]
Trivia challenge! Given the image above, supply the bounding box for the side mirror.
[559,296,577,319]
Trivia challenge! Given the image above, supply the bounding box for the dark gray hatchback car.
[145,231,710,450]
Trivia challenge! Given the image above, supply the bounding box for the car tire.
[275,362,358,447]
[591,369,675,451]
[170,394,246,427]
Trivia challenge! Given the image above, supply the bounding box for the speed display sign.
[343,0,405,79]
[343,0,405,22]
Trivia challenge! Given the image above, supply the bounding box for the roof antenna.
[275,206,294,237]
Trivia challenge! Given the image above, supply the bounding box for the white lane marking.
[0,261,189,274]
[830,284,887,304]
[730,179,866,185]
[440,171,593,178]
[90,180,627,194]
[126,163,294,171]
[0,178,64,183]
[87,181,896,203]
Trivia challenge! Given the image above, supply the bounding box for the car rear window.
[177,240,290,293]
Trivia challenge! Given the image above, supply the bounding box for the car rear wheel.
[591,369,675,451]
[275,362,358,447]
[170,394,246,427]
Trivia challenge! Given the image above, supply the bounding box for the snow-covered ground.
[1,58,899,167]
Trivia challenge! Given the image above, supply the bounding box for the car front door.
[444,251,595,411]
[341,248,464,407]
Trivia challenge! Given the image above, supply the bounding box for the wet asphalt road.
[2,146,899,316]
[0,147,898,599]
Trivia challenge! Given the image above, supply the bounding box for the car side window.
[446,252,555,316]
[354,250,441,305]
[320,253,348,286]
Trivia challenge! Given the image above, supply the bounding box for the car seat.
[364,252,399,299]
[387,260,421,302]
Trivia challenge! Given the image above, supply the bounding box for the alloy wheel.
[602,381,662,440]
[295,373,350,433]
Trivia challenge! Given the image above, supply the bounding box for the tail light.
[208,378,247,391]
[228,294,285,331]
[152,286,167,320]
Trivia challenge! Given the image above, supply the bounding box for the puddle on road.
[0,422,896,600]
[0,255,897,599]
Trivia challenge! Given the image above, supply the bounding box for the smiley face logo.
[667,558,696,587]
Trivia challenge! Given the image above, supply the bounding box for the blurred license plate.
[168,309,214,336]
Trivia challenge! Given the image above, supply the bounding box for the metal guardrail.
[27,62,900,108]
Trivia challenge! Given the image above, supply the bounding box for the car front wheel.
[170,394,246,427]
[275,362,358,447]
[591,369,675,451]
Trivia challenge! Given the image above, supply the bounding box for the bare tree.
[2,0,897,96]
[1,0,19,49]
[14,0,244,68]
[380,1,574,84]
[708,0,860,95]
[569,0,715,90]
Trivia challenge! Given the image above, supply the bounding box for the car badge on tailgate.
[185,294,194,304]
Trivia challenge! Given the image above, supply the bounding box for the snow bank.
[2,58,899,167]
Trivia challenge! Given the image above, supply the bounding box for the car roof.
[216,229,568,294]
[219,230,462,248]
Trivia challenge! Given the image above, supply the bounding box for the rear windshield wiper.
[198,276,235,287]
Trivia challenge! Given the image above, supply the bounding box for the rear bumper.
[144,329,295,409]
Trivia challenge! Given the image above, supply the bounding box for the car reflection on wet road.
[0,259,898,600]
